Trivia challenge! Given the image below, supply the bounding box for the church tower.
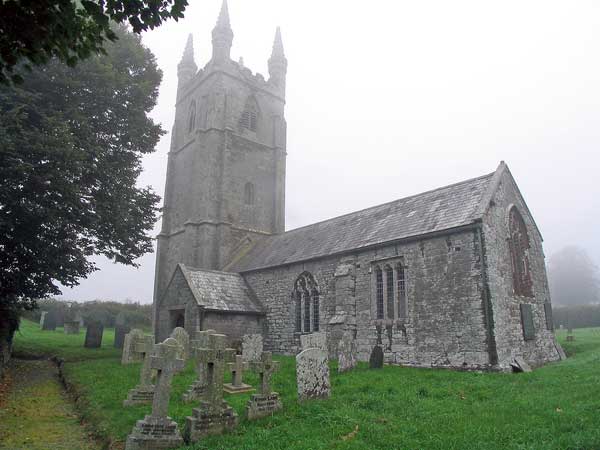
[153,1,287,305]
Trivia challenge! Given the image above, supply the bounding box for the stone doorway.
[170,310,185,330]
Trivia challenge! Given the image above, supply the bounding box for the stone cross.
[149,338,185,419]
[196,334,235,411]
[245,351,283,420]
[182,329,216,402]
[249,352,279,396]
[135,337,155,388]
[224,354,252,394]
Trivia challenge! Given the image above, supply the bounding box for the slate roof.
[228,169,500,273]
[179,265,264,314]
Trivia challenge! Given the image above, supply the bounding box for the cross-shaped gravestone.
[224,354,252,394]
[183,334,239,442]
[246,351,282,420]
[123,335,156,406]
[182,329,215,402]
[196,334,235,411]
[150,338,186,419]
[125,338,185,450]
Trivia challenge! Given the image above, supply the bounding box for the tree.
[0,25,163,313]
[0,0,188,83]
[548,246,600,306]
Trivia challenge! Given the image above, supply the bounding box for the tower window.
[239,97,258,132]
[188,100,196,133]
[244,182,255,205]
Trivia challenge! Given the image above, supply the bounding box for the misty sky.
[60,0,600,303]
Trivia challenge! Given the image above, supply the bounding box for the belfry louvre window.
[292,272,319,333]
[239,97,258,132]
[509,207,533,297]
[188,100,197,133]
[373,260,408,321]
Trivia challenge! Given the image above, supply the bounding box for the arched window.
[188,100,196,133]
[385,265,395,319]
[396,263,407,318]
[375,267,384,319]
[292,272,319,333]
[239,97,258,132]
[244,182,255,205]
[508,207,533,297]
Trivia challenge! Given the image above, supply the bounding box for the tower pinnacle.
[212,0,233,63]
[268,27,287,90]
[177,34,197,89]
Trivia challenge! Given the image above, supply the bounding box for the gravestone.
[183,334,238,442]
[64,321,80,335]
[566,328,575,342]
[369,345,384,369]
[170,327,190,360]
[123,334,156,406]
[125,338,185,450]
[246,351,282,420]
[116,312,127,326]
[39,312,47,329]
[296,347,331,401]
[242,334,263,362]
[41,311,57,331]
[182,329,216,403]
[114,324,131,349]
[337,331,357,373]
[122,329,148,364]
[223,354,252,394]
[300,332,327,352]
[84,321,104,348]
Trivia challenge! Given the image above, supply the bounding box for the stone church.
[153,1,562,371]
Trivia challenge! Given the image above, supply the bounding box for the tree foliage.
[0,26,163,312]
[548,246,600,306]
[0,0,188,83]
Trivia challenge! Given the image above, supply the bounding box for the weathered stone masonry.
[153,1,560,371]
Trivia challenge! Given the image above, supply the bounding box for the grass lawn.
[12,320,600,449]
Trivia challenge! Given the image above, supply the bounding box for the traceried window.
[375,267,384,319]
[373,260,409,321]
[397,263,407,318]
[508,207,533,297]
[187,100,196,133]
[244,182,255,205]
[292,272,319,333]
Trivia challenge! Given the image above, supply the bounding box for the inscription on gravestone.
[337,331,357,373]
[122,329,147,365]
[246,352,282,420]
[242,334,263,362]
[300,332,327,352]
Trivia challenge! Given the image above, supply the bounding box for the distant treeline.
[553,305,600,329]
[22,298,152,329]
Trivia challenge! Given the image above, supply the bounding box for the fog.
[60,0,600,303]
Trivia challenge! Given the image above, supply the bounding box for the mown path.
[0,359,100,450]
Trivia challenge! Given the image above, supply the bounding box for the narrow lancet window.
[385,265,395,319]
[244,182,255,205]
[292,272,319,333]
[188,100,196,133]
[397,264,407,319]
[375,267,384,320]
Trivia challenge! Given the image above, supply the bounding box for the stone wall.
[201,311,264,347]
[482,169,560,369]
[242,229,494,370]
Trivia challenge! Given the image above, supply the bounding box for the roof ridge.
[281,171,496,236]
[185,266,242,276]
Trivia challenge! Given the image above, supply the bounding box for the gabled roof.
[228,163,510,273]
[176,264,264,314]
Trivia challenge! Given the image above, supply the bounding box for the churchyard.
[2,319,600,449]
